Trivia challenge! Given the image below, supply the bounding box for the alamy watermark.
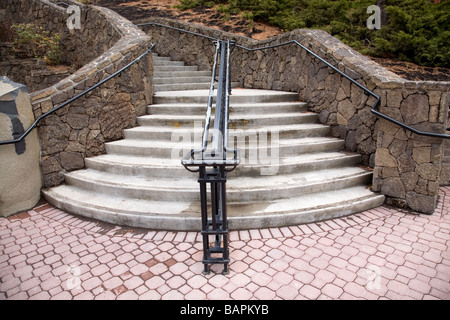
[66,5,81,30]
[365,265,382,290]
[367,5,382,30]
[172,121,280,176]
[66,265,81,290]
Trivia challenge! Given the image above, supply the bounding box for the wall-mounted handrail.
[0,44,155,146]
[139,21,449,140]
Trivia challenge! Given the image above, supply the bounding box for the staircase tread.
[137,111,316,120]
[154,88,298,97]
[44,184,381,218]
[87,152,360,172]
[125,122,329,132]
[67,166,371,191]
[88,138,346,164]
[105,137,347,153]
[150,101,308,107]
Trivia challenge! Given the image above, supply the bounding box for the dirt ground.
[96,0,449,82]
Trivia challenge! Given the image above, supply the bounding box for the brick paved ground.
[0,187,449,300]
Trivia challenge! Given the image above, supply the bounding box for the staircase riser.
[148,103,309,115]
[104,140,343,159]
[87,154,359,179]
[124,126,331,141]
[153,93,299,104]
[65,173,371,203]
[137,114,318,127]
[156,71,212,78]
[153,61,185,66]
[154,66,199,72]
[227,196,386,230]
[236,156,362,176]
[153,77,212,84]
[154,82,240,92]
[43,187,385,231]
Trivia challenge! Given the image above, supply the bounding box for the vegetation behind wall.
[176,0,450,68]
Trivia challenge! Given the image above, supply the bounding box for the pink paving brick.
[1,187,450,301]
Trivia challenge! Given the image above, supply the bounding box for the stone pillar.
[372,88,448,214]
[0,77,42,217]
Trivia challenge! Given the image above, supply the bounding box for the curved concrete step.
[63,166,372,203]
[153,76,212,84]
[135,112,318,127]
[153,60,185,66]
[86,148,360,178]
[154,65,199,72]
[123,123,331,141]
[42,185,384,230]
[148,102,309,115]
[153,89,299,104]
[104,136,346,160]
[155,71,212,78]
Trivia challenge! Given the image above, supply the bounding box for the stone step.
[153,76,212,84]
[153,89,299,104]
[85,139,347,177]
[154,82,240,92]
[153,60,185,66]
[102,137,361,173]
[123,123,331,141]
[63,166,372,203]
[147,102,309,115]
[42,185,384,230]
[103,137,347,162]
[154,65,199,72]
[135,112,318,128]
[155,71,212,78]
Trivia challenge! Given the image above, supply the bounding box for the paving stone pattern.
[1,187,449,300]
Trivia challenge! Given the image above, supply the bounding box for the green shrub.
[176,0,449,68]
[11,23,62,65]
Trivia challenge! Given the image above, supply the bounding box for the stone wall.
[0,57,73,92]
[372,87,448,213]
[0,77,42,217]
[142,18,449,214]
[0,0,122,69]
[440,110,450,186]
[1,0,154,188]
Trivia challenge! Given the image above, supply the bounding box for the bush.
[176,0,449,68]
[11,23,62,65]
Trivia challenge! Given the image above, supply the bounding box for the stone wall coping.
[30,1,151,105]
[37,0,67,13]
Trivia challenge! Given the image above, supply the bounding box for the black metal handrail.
[139,21,449,140]
[0,44,155,146]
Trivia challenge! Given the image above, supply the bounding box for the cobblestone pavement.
[1,187,449,300]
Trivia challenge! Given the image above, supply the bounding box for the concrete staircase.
[43,53,384,230]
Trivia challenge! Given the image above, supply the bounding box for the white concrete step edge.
[42,185,385,230]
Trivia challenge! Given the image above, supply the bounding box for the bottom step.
[43,185,384,231]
